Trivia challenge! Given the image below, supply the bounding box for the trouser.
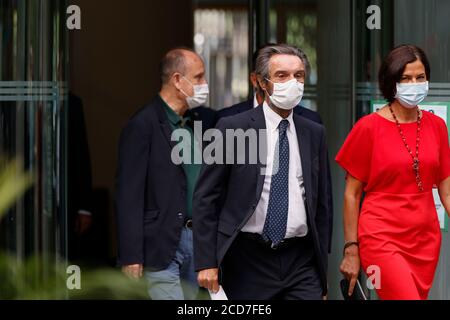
[221,232,322,300]
[144,227,198,300]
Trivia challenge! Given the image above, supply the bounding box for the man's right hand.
[122,264,143,279]
[197,268,219,293]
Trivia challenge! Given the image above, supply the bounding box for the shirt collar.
[253,94,259,108]
[262,101,294,133]
[160,95,191,127]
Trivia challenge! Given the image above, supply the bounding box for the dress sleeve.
[437,118,450,184]
[335,115,374,184]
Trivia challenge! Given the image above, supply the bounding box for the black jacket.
[193,105,331,294]
[115,95,216,269]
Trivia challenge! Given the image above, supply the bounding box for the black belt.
[184,218,193,229]
[239,232,310,250]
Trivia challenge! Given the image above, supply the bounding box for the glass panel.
[194,1,249,109]
[393,0,450,300]
[354,0,393,120]
[316,0,352,300]
[0,0,68,295]
[268,0,318,111]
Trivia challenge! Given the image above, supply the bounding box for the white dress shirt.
[242,102,308,238]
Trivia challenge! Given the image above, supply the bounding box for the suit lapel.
[160,120,178,150]
[154,97,180,151]
[245,98,254,111]
[294,115,314,219]
[155,104,176,150]
[294,105,304,116]
[250,105,267,201]
[154,98,185,177]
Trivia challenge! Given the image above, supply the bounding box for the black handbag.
[340,278,368,300]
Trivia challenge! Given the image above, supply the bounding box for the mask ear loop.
[262,78,273,98]
[177,75,194,98]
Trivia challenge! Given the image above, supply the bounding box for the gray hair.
[159,47,197,85]
[255,44,310,82]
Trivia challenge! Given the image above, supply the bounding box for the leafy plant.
[0,158,150,300]
[0,157,33,219]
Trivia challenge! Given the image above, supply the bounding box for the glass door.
[0,0,68,296]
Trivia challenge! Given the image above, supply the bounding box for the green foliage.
[0,157,33,219]
[0,158,149,300]
[68,267,149,300]
[0,251,150,299]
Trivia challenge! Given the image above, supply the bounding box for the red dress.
[336,111,450,300]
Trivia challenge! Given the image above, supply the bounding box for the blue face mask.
[395,81,429,109]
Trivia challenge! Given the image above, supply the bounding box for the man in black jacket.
[194,44,331,300]
[115,47,215,299]
[67,93,94,262]
[217,45,333,254]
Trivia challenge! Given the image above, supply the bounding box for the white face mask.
[395,81,429,109]
[179,76,209,109]
[266,78,304,110]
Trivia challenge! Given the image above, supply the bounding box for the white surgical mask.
[266,78,304,110]
[395,81,429,109]
[180,76,209,109]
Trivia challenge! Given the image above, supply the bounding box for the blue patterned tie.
[262,119,290,246]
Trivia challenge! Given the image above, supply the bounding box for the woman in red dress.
[336,45,450,300]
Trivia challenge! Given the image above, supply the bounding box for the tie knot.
[278,119,289,134]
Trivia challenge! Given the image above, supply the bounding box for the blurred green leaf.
[0,251,151,300]
[0,157,33,219]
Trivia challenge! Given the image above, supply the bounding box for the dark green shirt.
[161,97,201,219]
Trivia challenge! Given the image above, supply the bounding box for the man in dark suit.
[194,44,331,300]
[115,47,215,299]
[67,93,94,262]
[217,45,333,254]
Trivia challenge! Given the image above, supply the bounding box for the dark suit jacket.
[67,93,94,261]
[68,93,93,217]
[193,105,331,294]
[217,99,253,119]
[115,95,216,269]
[218,99,334,253]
